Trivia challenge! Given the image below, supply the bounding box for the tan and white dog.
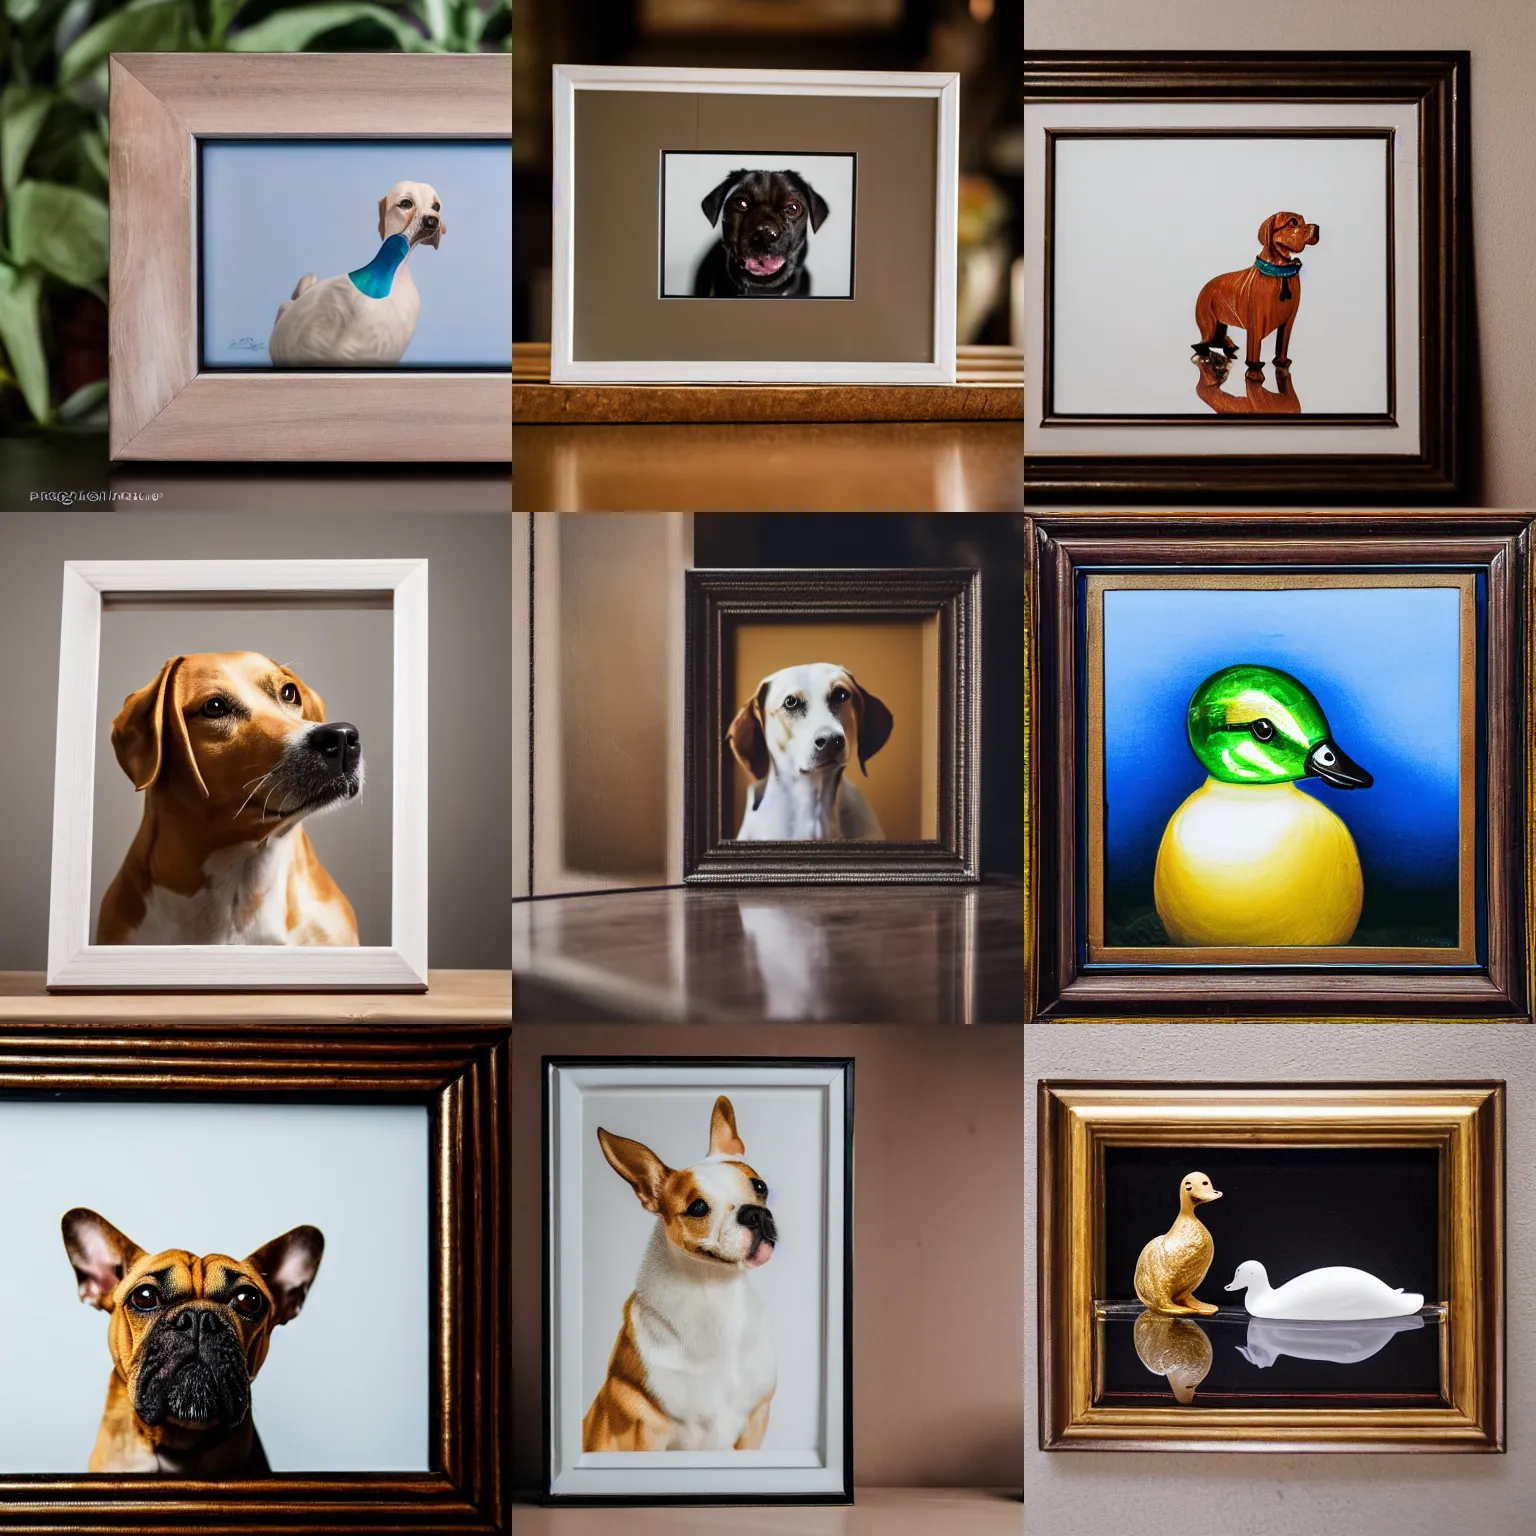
[583,1097,777,1452]
[97,652,362,947]
[727,661,893,841]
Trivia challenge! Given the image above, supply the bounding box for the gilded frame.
[0,1021,509,1532]
[1030,514,1528,1019]
[1038,1081,1505,1453]
[108,53,511,462]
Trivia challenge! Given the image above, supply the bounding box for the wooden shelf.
[513,342,1023,424]
[0,969,510,1025]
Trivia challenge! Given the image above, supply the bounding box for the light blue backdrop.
[200,140,511,368]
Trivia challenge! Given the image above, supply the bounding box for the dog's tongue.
[744,1234,775,1268]
[744,253,786,277]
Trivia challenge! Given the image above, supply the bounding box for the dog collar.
[1254,257,1303,278]
[348,234,410,299]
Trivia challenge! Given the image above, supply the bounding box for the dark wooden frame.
[1030,513,1529,1019]
[683,567,982,883]
[1023,51,1471,504]
[540,1055,856,1505]
[0,1021,509,1534]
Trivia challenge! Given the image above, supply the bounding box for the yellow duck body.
[1154,778,1363,947]
[1134,1172,1223,1316]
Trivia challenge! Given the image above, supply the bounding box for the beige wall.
[512,1025,1025,1494]
[731,618,940,839]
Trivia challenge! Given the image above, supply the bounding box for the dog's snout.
[739,1203,778,1244]
[813,730,844,754]
[422,215,439,230]
[307,722,361,774]
[169,1307,222,1346]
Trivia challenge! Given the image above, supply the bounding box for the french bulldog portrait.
[62,1207,324,1475]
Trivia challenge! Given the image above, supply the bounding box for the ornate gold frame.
[1038,1082,1505,1452]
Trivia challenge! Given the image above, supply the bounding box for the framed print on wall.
[46,559,428,991]
[1031,516,1527,1018]
[1023,52,1469,501]
[684,568,981,883]
[109,53,511,461]
[543,1057,854,1503]
[551,66,959,383]
[1038,1082,1504,1452]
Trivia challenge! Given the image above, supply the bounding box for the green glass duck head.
[1186,664,1373,788]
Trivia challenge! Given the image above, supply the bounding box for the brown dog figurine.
[1192,211,1320,380]
[1193,354,1302,416]
[63,1208,324,1474]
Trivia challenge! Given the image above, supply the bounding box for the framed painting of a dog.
[543,1056,854,1503]
[108,53,510,461]
[1023,52,1469,502]
[45,558,429,991]
[550,66,959,383]
[0,1022,508,1531]
[683,568,981,883]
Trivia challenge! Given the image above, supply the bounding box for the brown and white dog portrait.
[97,652,362,947]
[1192,211,1320,381]
[727,662,893,841]
[62,1207,323,1475]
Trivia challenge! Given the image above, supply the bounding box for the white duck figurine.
[1224,1259,1423,1320]
[1238,1313,1424,1369]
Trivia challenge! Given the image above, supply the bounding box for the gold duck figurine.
[1134,1310,1214,1404]
[1134,1171,1223,1315]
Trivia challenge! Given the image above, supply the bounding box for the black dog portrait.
[693,169,830,298]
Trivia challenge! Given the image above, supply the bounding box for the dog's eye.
[128,1283,162,1313]
[432,202,440,212]
[1288,217,1299,225]
[736,198,749,210]
[685,1199,710,1218]
[1249,718,1276,742]
[230,1286,266,1320]
[398,198,413,208]
[751,1179,767,1198]
[200,698,229,718]
[830,686,849,705]
[782,694,802,712]
[785,201,802,217]
[279,682,300,706]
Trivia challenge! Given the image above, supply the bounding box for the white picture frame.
[46,559,429,992]
[551,65,959,384]
[544,1058,854,1502]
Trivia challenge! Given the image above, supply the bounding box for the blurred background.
[513,0,1023,348]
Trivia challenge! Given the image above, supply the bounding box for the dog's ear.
[700,171,748,229]
[709,1095,745,1158]
[378,196,389,240]
[112,657,208,798]
[597,1128,671,1213]
[277,664,327,724]
[246,1225,325,1326]
[849,673,894,775]
[62,1208,145,1312]
[1256,212,1283,255]
[786,172,830,233]
[726,679,771,781]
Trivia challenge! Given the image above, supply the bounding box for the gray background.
[0,1100,428,1472]
[1025,1022,1533,1535]
[91,607,394,945]
[0,511,509,970]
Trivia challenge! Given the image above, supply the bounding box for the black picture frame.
[540,1056,856,1506]
[683,567,982,882]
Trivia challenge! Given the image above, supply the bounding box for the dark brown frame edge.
[1036,1080,1507,1452]
[683,567,982,883]
[0,1021,510,1535]
[1023,51,1470,504]
[540,1055,856,1505]
[1029,513,1528,1019]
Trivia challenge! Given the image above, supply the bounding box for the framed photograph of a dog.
[108,52,511,461]
[45,559,429,992]
[551,66,959,383]
[684,568,981,883]
[0,1021,508,1531]
[1023,52,1469,502]
[543,1057,854,1503]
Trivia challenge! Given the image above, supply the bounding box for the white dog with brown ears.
[268,181,445,366]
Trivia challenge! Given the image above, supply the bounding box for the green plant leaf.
[1,85,53,193]
[410,0,448,41]
[0,260,51,423]
[8,179,109,286]
[56,375,107,423]
[58,0,199,85]
[209,0,245,44]
[229,2,428,51]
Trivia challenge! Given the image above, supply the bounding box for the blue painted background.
[200,141,511,369]
[1099,584,1467,947]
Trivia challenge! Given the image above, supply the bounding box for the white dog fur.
[268,180,446,366]
[727,662,893,841]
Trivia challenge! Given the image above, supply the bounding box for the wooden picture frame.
[684,568,981,883]
[1023,52,1469,502]
[0,1021,508,1531]
[108,53,511,462]
[1038,1081,1504,1453]
[1030,515,1528,1018]
[47,558,429,992]
[542,1056,855,1504]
